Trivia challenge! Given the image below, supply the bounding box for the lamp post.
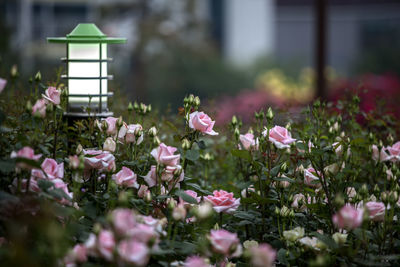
[47,23,126,118]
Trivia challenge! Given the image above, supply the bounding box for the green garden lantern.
[47,23,126,117]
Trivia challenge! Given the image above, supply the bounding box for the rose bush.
[0,78,400,267]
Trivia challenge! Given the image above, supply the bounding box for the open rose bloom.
[364,201,386,221]
[151,143,180,166]
[42,86,61,105]
[83,149,116,172]
[249,243,276,267]
[263,125,296,149]
[112,167,139,188]
[208,229,242,257]
[303,167,323,188]
[239,133,259,150]
[31,158,64,180]
[32,98,47,118]
[10,146,42,170]
[205,190,240,214]
[332,205,363,230]
[189,111,218,135]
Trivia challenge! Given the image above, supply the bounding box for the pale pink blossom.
[10,146,42,169]
[189,111,218,135]
[72,244,87,263]
[83,149,116,172]
[52,178,73,204]
[333,142,351,157]
[304,167,322,188]
[332,205,363,230]
[103,137,116,153]
[112,167,139,188]
[31,158,64,180]
[128,223,158,244]
[372,145,391,162]
[138,184,150,198]
[365,201,385,221]
[10,177,40,193]
[184,256,211,267]
[161,165,184,187]
[180,190,201,207]
[119,123,144,144]
[346,187,357,201]
[388,141,400,156]
[42,86,61,105]
[239,133,259,150]
[111,209,136,237]
[143,165,157,187]
[0,78,7,93]
[104,117,118,135]
[249,243,276,267]
[291,193,307,212]
[209,229,242,257]
[263,125,296,149]
[97,230,115,261]
[204,190,240,214]
[32,99,47,117]
[151,143,180,166]
[118,239,149,267]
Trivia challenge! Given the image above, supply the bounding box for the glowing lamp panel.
[68,44,107,111]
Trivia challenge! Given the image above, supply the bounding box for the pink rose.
[189,111,218,135]
[104,117,118,135]
[184,256,211,267]
[71,244,87,263]
[112,167,139,188]
[103,137,116,153]
[52,178,73,204]
[83,149,116,172]
[32,98,47,117]
[263,126,296,149]
[118,239,149,267]
[249,243,276,267]
[239,133,258,150]
[291,193,307,212]
[204,190,240,214]
[10,146,42,169]
[388,141,400,156]
[42,86,61,105]
[151,143,180,166]
[0,78,7,93]
[372,145,391,162]
[209,229,241,257]
[97,230,115,261]
[128,223,158,244]
[119,124,144,144]
[332,142,350,157]
[161,165,184,186]
[143,165,157,187]
[332,205,363,230]
[304,167,322,188]
[31,158,64,180]
[111,208,136,237]
[180,190,201,207]
[365,201,385,221]
[138,184,150,198]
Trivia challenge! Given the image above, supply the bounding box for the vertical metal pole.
[315,0,327,100]
[99,42,102,114]
[66,42,69,113]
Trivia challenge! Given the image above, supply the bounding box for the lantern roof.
[47,23,126,44]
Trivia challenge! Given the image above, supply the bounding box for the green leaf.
[186,183,212,195]
[270,164,281,177]
[185,149,199,161]
[233,211,255,221]
[37,179,55,191]
[231,149,252,161]
[0,159,16,174]
[277,248,289,265]
[15,157,42,169]
[272,176,295,183]
[196,140,206,150]
[174,190,198,204]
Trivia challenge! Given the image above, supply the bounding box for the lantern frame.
[48,23,126,118]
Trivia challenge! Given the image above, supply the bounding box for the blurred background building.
[1,0,400,119]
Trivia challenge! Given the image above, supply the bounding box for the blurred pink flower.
[263,126,296,149]
[189,111,218,135]
[365,201,385,221]
[184,256,211,267]
[209,229,241,257]
[249,243,276,267]
[129,223,158,244]
[31,158,64,180]
[42,86,60,105]
[239,133,258,150]
[10,146,42,170]
[138,184,150,198]
[332,205,363,230]
[304,167,322,188]
[372,145,391,162]
[151,143,180,166]
[205,190,240,214]
[104,117,118,135]
[143,165,157,187]
[112,167,138,188]
[111,208,136,237]
[52,178,73,204]
[118,239,149,267]
[180,190,201,207]
[32,99,47,117]
[83,149,116,172]
[97,230,115,261]
[0,78,7,93]
[10,177,40,193]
